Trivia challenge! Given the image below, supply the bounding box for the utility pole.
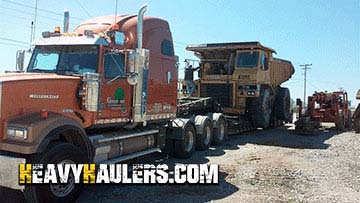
[114,0,118,24]
[32,0,38,42]
[300,64,312,107]
[29,0,38,49]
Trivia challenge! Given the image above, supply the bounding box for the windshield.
[27,45,99,75]
[236,52,259,67]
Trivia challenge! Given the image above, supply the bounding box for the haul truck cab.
[0,6,228,203]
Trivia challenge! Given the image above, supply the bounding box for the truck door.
[98,49,132,120]
[160,39,178,107]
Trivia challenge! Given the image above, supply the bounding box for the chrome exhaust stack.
[137,5,147,49]
[131,4,150,125]
[63,9,69,33]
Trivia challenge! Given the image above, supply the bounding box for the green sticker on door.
[107,88,126,112]
[114,88,124,100]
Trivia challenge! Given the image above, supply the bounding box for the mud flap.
[0,155,26,190]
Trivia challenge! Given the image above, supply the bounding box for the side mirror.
[114,31,125,45]
[126,50,137,85]
[16,50,25,72]
[106,30,125,46]
[128,50,135,74]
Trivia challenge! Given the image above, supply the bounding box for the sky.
[0,0,359,106]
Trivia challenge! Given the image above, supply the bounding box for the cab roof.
[186,41,277,54]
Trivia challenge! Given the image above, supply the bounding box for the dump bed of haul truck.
[187,42,294,129]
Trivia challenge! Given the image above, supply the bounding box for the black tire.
[195,119,213,150]
[24,143,87,203]
[345,110,352,130]
[212,117,228,145]
[174,124,196,158]
[253,88,274,129]
[275,87,291,121]
[336,114,345,131]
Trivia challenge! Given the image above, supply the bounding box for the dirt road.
[77,125,360,203]
[2,124,360,203]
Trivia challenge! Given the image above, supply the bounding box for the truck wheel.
[24,142,87,203]
[335,109,346,131]
[174,124,196,158]
[275,87,291,121]
[195,119,213,150]
[345,110,352,130]
[212,117,228,145]
[254,88,274,129]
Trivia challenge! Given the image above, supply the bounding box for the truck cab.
[0,6,185,202]
[25,14,178,125]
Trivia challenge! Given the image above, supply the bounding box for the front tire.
[24,143,87,203]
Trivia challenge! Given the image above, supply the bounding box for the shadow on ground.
[77,170,238,203]
[233,125,341,150]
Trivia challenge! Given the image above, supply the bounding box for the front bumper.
[0,155,25,190]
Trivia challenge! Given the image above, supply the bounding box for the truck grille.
[200,84,233,107]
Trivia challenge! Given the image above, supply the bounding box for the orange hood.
[0,73,80,82]
[0,73,82,122]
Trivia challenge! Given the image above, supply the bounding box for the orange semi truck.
[0,6,228,202]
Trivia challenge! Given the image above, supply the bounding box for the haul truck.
[187,42,294,131]
[0,6,227,203]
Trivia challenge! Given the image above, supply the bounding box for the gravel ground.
[2,124,360,203]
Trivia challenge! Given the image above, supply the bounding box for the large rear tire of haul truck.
[24,143,87,203]
[252,88,274,129]
[275,87,291,121]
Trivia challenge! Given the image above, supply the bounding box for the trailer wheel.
[24,142,87,203]
[195,118,213,150]
[253,88,274,129]
[275,87,291,121]
[174,124,196,158]
[212,117,228,145]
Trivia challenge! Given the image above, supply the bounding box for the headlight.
[247,91,255,96]
[7,127,28,140]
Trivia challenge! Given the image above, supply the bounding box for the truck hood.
[0,73,80,82]
[0,73,83,136]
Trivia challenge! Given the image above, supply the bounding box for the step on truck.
[0,6,227,203]
[186,42,295,132]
